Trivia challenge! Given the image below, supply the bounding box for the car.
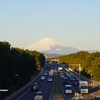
[31,83,38,91]
[63,76,68,80]
[47,77,53,82]
[72,97,83,100]
[73,80,79,86]
[34,91,43,100]
[69,76,76,81]
[63,81,69,84]
[41,76,46,80]
[95,96,100,100]
[65,85,72,94]
[44,72,48,75]
[60,74,64,78]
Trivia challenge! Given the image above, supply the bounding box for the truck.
[79,81,88,94]
[48,71,54,77]
[34,91,43,100]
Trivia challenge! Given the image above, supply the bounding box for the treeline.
[57,51,100,79]
[0,41,45,99]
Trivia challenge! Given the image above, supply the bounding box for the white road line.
[16,75,41,100]
[49,73,55,100]
[16,88,30,100]
[90,93,95,97]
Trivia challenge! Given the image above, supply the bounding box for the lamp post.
[79,64,82,82]
[99,76,100,92]
[90,74,93,86]
[15,74,19,89]
[78,64,82,94]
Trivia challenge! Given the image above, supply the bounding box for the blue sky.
[0,0,100,50]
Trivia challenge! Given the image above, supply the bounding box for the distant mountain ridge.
[24,37,79,55]
[24,37,100,57]
[24,37,66,51]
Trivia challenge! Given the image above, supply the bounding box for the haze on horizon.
[0,0,100,51]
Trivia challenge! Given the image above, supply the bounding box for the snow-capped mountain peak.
[24,37,79,55]
[24,37,66,51]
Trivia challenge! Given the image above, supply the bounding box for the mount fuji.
[24,37,79,56]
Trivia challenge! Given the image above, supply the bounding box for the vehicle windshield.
[74,80,79,82]
[65,85,72,89]
[81,86,88,89]
[36,92,42,96]
[67,87,72,89]
[33,83,38,86]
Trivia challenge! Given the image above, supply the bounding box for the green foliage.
[57,51,100,79]
[0,41,45,99]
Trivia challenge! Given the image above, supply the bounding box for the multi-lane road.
[14,63,100,100]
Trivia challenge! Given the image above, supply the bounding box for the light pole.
[90,74,93,86]
[79,64,82,82]
[78,64,82,94]
[99,76,100,92]
[15,74,19,89]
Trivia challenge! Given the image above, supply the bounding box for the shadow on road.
[89,86,99,93]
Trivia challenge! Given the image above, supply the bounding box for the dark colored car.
[73,80,79,85]
[31,83,38,91]
[63,81,69,84]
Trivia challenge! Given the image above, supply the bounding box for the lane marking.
[16,88,30,100]
[90,93,95,97]
[16,75,42,100]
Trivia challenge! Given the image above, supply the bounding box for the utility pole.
[79,64,82,82]
[78,64,82,94]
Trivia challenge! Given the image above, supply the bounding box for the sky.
[0,0,100,50]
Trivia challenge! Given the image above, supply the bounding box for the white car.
[60,74,64,78]
[31,83,38,91]
[40,76,46,80]
[72,97,83,100]
[34,91,43,100]
[47,77,53,82]
[65,85,72,94]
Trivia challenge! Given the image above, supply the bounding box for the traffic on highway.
[14,63,100,100]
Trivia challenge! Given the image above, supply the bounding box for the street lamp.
[15,74,19,89]
[90,74,93,86]
[99,76,100,92]
[78,64,82,94]
[79,64,82,81]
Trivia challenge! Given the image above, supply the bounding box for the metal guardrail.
[4,70,44,100]
[65,67,100,87]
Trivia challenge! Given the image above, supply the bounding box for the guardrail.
[68,68,90,82]
[4,70,44,100]
[65,67,100,87]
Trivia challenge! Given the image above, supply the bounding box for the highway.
[13,63,100,100]
[59,66,100,100]
[14,63,55,100]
